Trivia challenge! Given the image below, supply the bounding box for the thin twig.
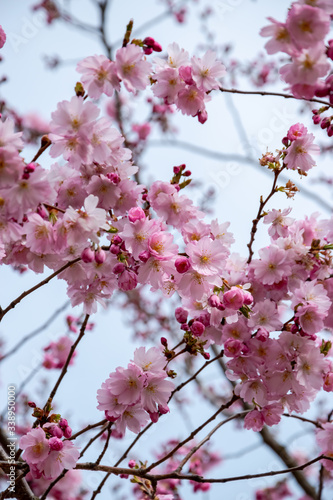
[42,314,90,413]
[0,301,69,363]
[175,412,248,473]
[247,167,284,264]
[0,258,80,323]
[219,86,332,109]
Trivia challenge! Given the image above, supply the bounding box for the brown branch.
[68,419,107,441]
[0,258,80,323]
[175,412,247,473]
[247,167,284,264]
[42,314,90,413]
[144,394,239,473]
[0,301,69,363]
[282,413,323,429]
[219,86,332,108]
[75,453,331,484]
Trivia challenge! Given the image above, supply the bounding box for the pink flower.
[148,232,178,261]
[25,213,55,255]
[252,246,291,285]
[176,85,206,116]
[115,404,150,435]
[115,44,151,93]
[76,54,120,99]
[284,133,319,172]
[260,17,294,55]
[287,123,308,141]
[280,45,330,86]
[222,287,245,310]
[261,403,284,426]
[20,427,49,464]
[141,373,174,413]
[152,67,184,103]
[41,440,80,479]
[186,236,227,276]
[132,346,166,375]
[191,50,226,91]
[286,4,330,49]
[244,410,265,432]
[108,364,144,405]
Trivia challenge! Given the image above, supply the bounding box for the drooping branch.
[0,258,80,323]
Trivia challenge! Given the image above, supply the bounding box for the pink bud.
[128,206,146,222]
[190,321,205,337]
[173,166,180,174]
[113,235,122,245]
[110,244,120,255]
[138,250,150,262]
[183,170,191,177]
[152,41,162,52]
[25,162,36,173]
[175,307,188,324]
[118,269,137,291]
[208,295,220,308]
[128,460,136,468]
[180,323,188,331]
[149,411,159,423]
[28,401,36,408]
[113,263,126,274]
[321,117,330,129]
[281,136,289,147]
[312,114,321,125]
[160,337,168,346]
[197,110,208,124]
[95,248,106,264]
[81,247,95,263]
[175,256,191,274]
[143,37,155,47]
[143,47,153,55]
[158,404,170,415]
[202,352,210,360]
[63,426,72,439]
[256,328,269,342]
[222,287,245,310]
[49,437,63,451]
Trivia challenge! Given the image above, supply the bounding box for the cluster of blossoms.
[76,41,225,123]
[282,122,319,172]
[97,347,174,435]
[131,439,221,499]
[260,1,333,99]
[19,418,80,480]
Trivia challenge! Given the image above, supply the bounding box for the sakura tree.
[1,1,333,499]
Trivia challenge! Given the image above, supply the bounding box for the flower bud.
[95,248,106,264]
[81,247,95,263]
[175,256,191,273]
[49,437,63,451]
[175,307,188,324]
[128,206,145,222]
[190,320,205,337]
